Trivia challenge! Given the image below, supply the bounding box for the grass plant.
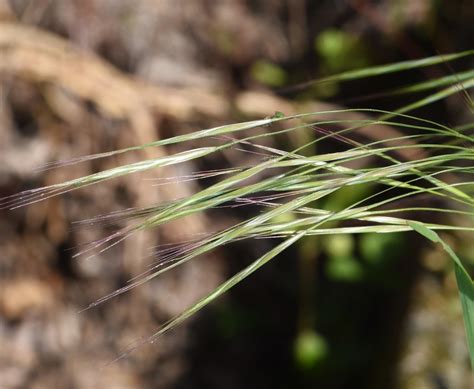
[3,51,473,368]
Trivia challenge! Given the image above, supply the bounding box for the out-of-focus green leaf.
[326,255,364,282]
[251,60,287,87]
[324,234,354,258]
[294,330,328,370]
[360,233,404,265]
[315,29,369,74]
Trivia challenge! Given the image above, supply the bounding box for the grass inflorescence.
[3,51,474,367]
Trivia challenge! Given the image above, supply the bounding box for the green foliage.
[251,59,288,87]
[326,255,364,282]
[315,29,370,74]
[324,235,363,281]
[294,330,328,370]
[324,234,355,258]
[360,233,404,265]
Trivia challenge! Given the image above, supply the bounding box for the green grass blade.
[285,51,474,90]
[408,221,474,369]
[454,265,474,370]
[389,69,474,96]
[393,78,474,116]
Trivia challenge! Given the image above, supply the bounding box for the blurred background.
[0,0,473,388]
